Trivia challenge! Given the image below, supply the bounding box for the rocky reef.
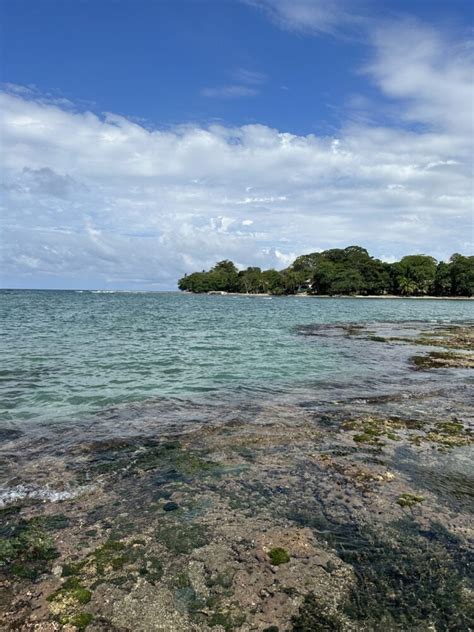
[1,322,473,630]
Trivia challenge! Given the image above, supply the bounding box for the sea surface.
[0,290,472,429]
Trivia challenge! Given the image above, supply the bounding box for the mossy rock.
[138,556,163,584]
[291,593,343,631]
[422,421,472,448]
[0,513,59,580]
[268,547,290,566]
[339,520,473,629]
[207,607,246,630]
[412,351,474,370]
[58,611,93,630]
[155,522,209,555]
[47,577,92,605]
[396,493,425,508]
[344,416,428,448]
[353,432,383,445]
[92,540,132,575]
[59,538,155,595]
[436,421,464,435]
[62,560,86,577]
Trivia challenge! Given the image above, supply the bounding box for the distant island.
[178,246,474,297]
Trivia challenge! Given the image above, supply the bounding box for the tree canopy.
[178,247,474,297]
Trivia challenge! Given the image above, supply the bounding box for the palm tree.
[398,277,417,296]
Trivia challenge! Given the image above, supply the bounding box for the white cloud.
[366,21,474,136]
[0,20,472,289]
[245,0,367,37]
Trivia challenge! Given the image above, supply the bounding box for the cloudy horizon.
[1,0,472,289]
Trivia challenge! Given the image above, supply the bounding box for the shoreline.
[200,291,474,300]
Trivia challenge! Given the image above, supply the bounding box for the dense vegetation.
[178,246,474,296]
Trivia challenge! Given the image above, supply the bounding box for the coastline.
[199,291,474,300]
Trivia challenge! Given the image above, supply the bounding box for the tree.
[330,269,365,295]
[292,252,324,274]
[261,269,284,294]
[310,260,337,295]
[177,248,472,296]
[279,269,307,294]
[238,267,263,293]
[398,276,417,296]
[450,254,474,296]
[211,260,239,291]
[392,255,437,295]
[434,262,452,296]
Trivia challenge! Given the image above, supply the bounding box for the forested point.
[177,246,474,297]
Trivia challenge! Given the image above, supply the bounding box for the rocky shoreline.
[1,323,473,631]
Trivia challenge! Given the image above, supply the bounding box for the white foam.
[0,484,91,507]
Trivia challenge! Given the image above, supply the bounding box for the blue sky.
[1,0,473,289]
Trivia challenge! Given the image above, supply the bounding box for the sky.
[0,0,473,289]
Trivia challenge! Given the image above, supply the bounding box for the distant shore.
[201,291,474,300]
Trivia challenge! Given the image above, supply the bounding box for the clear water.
[0,290,472,426]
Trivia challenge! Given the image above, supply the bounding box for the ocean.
[1,290,472,429]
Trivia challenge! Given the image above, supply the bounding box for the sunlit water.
[0,290,472,427]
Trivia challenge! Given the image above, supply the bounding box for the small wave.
[91,290,119,294]
[0,484,91,507]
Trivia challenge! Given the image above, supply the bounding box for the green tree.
[292,252,324,274]
[330,269,365,295]
[434,262,452,296]
[261,269,284,294]
[392,255,437,295]
[398,276,417,296]
[450,254,474,296]
[177,248,472,297]
[211,260,239,291]
[310,260,338,295]
[238,267,263,293]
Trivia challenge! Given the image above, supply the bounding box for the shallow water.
[1,290,472,427]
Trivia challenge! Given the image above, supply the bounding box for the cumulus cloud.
[0,18,473,289]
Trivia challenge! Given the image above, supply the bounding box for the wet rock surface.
[1,322,473,631]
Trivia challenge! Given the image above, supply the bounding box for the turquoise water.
[0,290,472,426]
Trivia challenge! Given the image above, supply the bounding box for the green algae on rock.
[412,350,474,369]
[291,592,344,631]
[268,547,290,566]
[0,511,59,581]
[341,414,473,452]
[425,421,473,447]
[342,416,421,447]
[396,493,425,508]
[47,577,93,629]
[47,577,92,605]
[155,521,209,555]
